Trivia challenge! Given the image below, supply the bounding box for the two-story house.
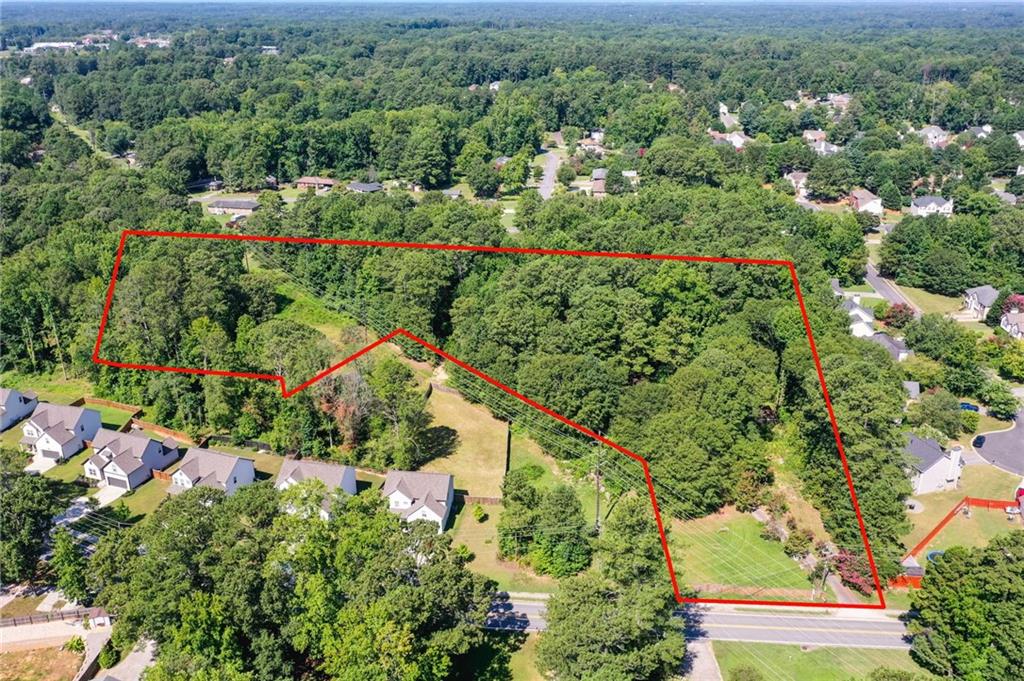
[0,388,37,431]
[842,298,876,338]
[381,470,454,533]
[84,428,179,490]
[275,458,358,519]
[20,403,101,461]
[963,285,1000,320]
[910,195,953,217]
[1001,307,1024,340]
[171,447,256,496]
[849,189,883,216]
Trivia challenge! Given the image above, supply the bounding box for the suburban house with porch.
[963,284,1000,320]
[381,470,454,532]
[868,332,913,362]
[910,195,953,217]
[904,435,963,495]
[275,458,358,520]
[1001,307,1024,340]
[171,447,255,496]
[1,388,37,431]
[20,403,101,461]
[842,298,876,338]
[84,428,179,491]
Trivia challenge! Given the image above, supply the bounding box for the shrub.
[98,642,120,669]
[783,528,814,558]
[472,504,488,523]
[960,410,979,433]
[64,636,85,654]
[517,463,545,482]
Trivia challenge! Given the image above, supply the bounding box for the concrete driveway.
[24,455,57,474]
[537,147,560,199]
[974,408,1024,476]
[93,484,129,507]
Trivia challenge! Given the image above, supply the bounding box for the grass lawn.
[0,369,92,404]
[209,444,286,481]
[671,508,815,598]
[0,647,84,681]
[450,505,558,593]
[883,588,916,611]
[509,634,543,680]
[420,389,509,497]
[714,641,932,680]
[42,450,92,483]
[119,477,173,518]
[844,282,878,294]
[93,405,137,430]
[0,421,31,450]
[923,506,1020,553]
[903,463,1022,550]
[897,285,960,316]
[0,595,46,618]
[866,242,881,265]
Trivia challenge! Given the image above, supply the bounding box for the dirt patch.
[0,647,83,681]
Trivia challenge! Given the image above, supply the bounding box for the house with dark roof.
[1,388,37,431]
[1001,307,1024,340]
[84,428,178,491]
[20,403,101,461]
[171,447,255,496]
[963,285,1000,320]
[849,189,882,217]
[347,181,383,193]
[275,459,357,519]
[904,435,963,495]
[842,298,876,338]
[381,470,454,532]
[910,195,953,217]
[208,198,258,216]
[867,333,913,362]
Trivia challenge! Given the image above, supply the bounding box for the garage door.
[41,449,61,459]
[106,476,129,489]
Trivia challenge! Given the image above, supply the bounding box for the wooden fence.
[130,417,195,445]
[0,606,110,628]
[153,469,174,482]
[458,494,502,506]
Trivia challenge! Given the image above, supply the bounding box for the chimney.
[947,445,963,484]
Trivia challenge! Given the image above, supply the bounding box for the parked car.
[959,402,980,412]
[972,435,986,449]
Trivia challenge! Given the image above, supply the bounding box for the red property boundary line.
[92,229,887,609]
[903,496,1019,561]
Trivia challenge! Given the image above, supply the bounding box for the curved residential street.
[974,405,1024,476]
[537,146,561,200]
[864,263,922,318]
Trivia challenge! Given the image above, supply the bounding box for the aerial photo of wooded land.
[1,2,1023,680]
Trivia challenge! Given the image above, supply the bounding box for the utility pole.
[594,447,602,533]
[505,420,512,474]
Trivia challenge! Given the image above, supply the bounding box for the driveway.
[93,484,129,507]
[537,147,560,200]
[974,407,1024,476]
[865,263,922,318]
[24,455,57,474]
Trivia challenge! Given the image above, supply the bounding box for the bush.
[98,641,120,669]
[517,463,545,482]
[64,635,85,654]
[960,410,979,434]
[730,666,766,681]
[472,504,488,523]
[783,528,814,558]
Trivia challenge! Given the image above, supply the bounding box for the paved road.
[487,597,912,649]
[685,610,910,650]
[864,263,921,318]
[538,147,560,200]
[974,407,1024,475]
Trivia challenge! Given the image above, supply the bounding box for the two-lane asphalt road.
[486,597,912,649]
[865,263,921,318]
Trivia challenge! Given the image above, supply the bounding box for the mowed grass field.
[0,647,84,681]
[670,508,816,599]
[450,506,558,593]
[714,641,933,680]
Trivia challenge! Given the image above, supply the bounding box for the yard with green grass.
[714,641,932,680]
[206,443,286,481]
[671,508,818,601]
[91,404,137,430]
[0,369,92,404]
[0,594,46,619]
[921,506,1020,554]
[450,506,558,593]
[41,450,92,484]
[420,389,508,497]
[903,463,1022,551]
[897,285,960,316]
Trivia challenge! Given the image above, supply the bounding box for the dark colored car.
[972,435,986,449]
[959,402,980,412]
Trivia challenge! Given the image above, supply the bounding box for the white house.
[0,388,37,431]
[20,404,101,461]
[905,435,963,495]
[84,428,178,490]
[784,171,808,199]
[842,298,876,338]
[917,125,950,149]
[962,285,1000,320]
[171,447,255,496]
[381,470,454,533]
[275,458,358,519]
[849,188,883,216]
[910,195,953,217]
[1001,308,1024,340]
[809,140,841,156]
[709,129,751,150]
[489,81,501,92]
